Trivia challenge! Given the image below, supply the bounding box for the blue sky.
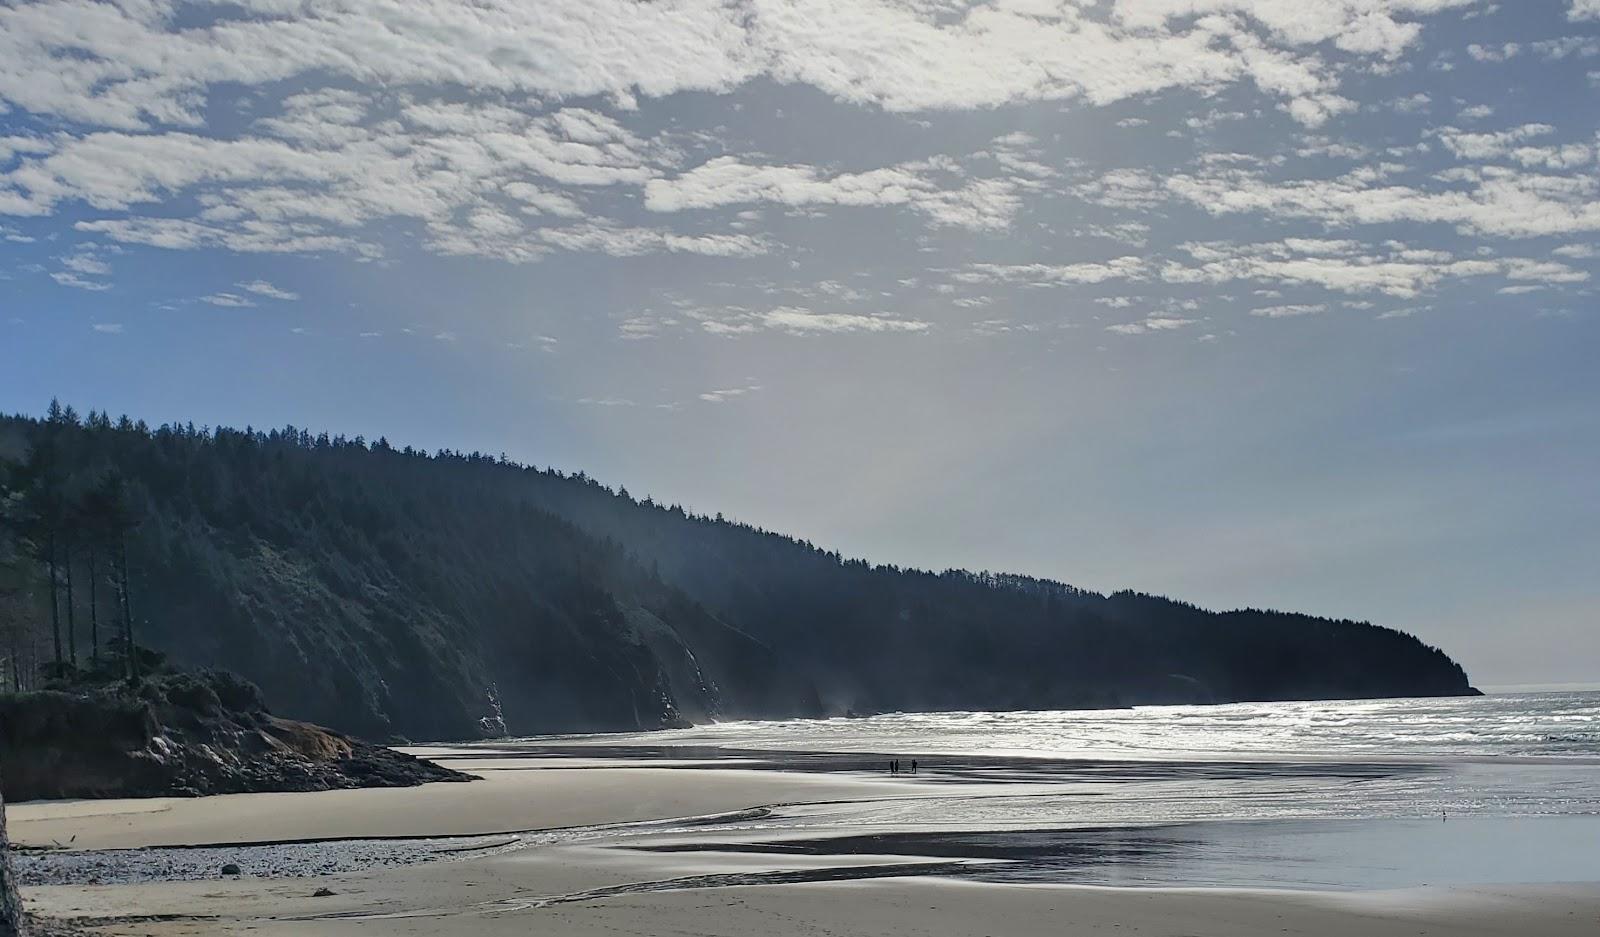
[2,1,1598,685]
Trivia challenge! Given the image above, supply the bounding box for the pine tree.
[75,482,113,668]
[93,474,140,679]
[11,445,68,676]
[0,492,29,693]
[62,533,75,670]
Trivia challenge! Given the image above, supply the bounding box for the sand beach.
[13,740,1600,937]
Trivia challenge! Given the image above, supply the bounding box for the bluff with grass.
[0,408,1477,741]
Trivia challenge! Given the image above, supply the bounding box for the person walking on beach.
[911,759,918,775]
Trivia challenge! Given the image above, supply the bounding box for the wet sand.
[12,746,1600,936]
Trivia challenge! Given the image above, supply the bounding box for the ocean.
[527,691,1600,889]
[583,690,1600,762]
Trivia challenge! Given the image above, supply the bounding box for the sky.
[1,1,1597,686]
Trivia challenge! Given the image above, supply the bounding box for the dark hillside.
[0,408,1475,740]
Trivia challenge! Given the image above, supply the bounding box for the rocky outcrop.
[0,671,472,802]
[1,763,23,937]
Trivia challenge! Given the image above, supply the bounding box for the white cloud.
[1164,163,1600,240]
[1435,124,1594,169]
[695,305,930,336]
[52,271,111,291]
[618,315,668,340]
[0,0,1520,274]
[645,156,1019,231]
[1076,222,1151,247]
[49,245,115,290]
[3,99,671,260]
[1532,36,1600,59]
[699,383,762,402]
[1572,0,1600,22]
[1185,109,1247,131]
[984,131,1061,181]
[1071,168,1166,210]
[1296,137,1373,160]
[955,234,1591,304]
[0,0,1471,136]
[75,217,376,256]
[918,177,1023,229]
[1252,303,1328,318]
[957,256,1147,286]
[1158,239,1589,298]
[0,1,758,131]
[1466,43,1520,62]
[239,279,299,300]
[60,251,111,276]
[1391,93,1431,113]
[0,0,1589,334]
[91,322,124,333]
[201,292,257,307]
[536,221,770,258]
[1106,315,1194,335]
[759,308,929,335]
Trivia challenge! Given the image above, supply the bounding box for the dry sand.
[12,748,1600,936]
[10,754,901,850]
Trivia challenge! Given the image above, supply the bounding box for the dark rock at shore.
[0,669,474,802]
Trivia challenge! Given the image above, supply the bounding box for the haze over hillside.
[1,406,1475,740]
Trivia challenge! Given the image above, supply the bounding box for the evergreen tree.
[75,480,116,668]
[88,474,140,680]
[10,445,68,676]
[0,404,1477,739]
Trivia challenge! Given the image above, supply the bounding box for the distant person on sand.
[911,759,918,774]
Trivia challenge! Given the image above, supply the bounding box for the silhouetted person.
[911,759,918,774]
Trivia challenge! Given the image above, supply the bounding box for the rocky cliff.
[0,670,471,802]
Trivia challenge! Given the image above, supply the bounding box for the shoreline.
[14,745,1600,936]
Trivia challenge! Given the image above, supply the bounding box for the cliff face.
[0,671,470,802]
[0,415,1477,741]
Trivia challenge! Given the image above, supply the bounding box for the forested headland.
[0,402,1478,741]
